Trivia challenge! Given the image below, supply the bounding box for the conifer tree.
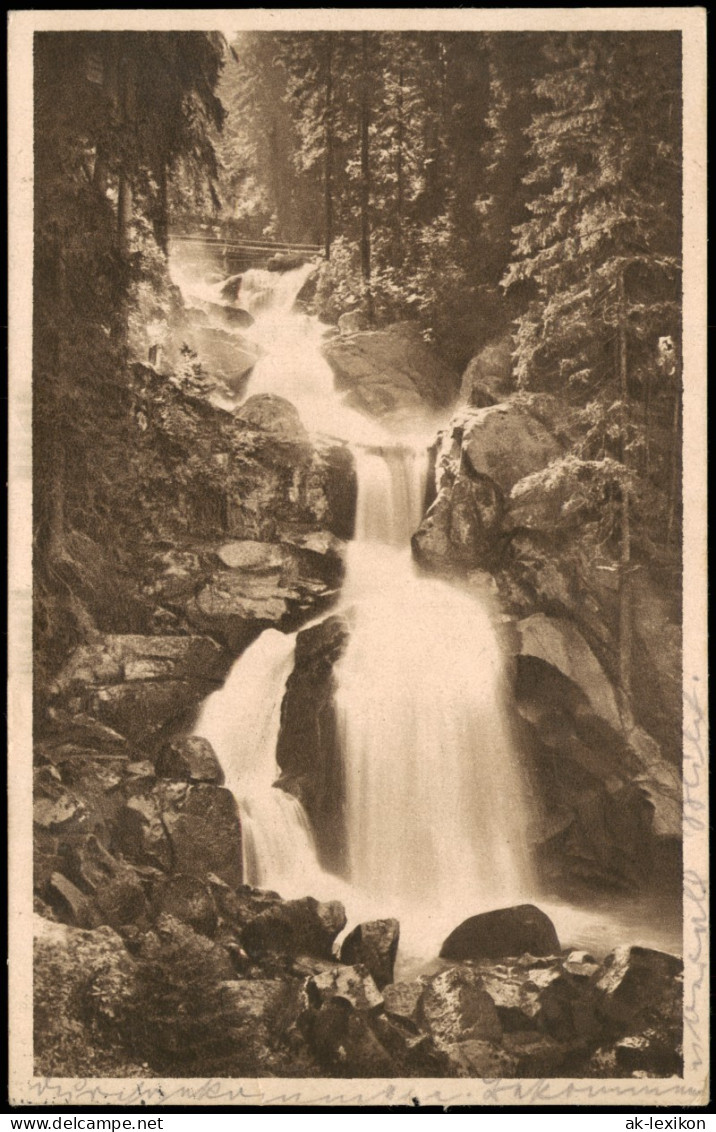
[503,32,681,689]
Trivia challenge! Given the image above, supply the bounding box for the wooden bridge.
[169,233,324,273]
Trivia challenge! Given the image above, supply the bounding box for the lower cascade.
[193,627,341,904]
[335,446,535,955]
[192,264,535,959]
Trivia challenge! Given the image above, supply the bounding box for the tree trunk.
[323,35,334,261]
[618,489,633,698]
[359,33,373,323]
[46,238,68,564]
[117,55,135,259]
[154,158,169,255]
[616,267,632,696]
[643,365,652,476]
[617,268,629,450]
[395,59,405,263]
[117,174,133,258]
[93,147,109,196]
[666,382,681,545]
[422,37,444,220]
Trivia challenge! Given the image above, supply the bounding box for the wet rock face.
[440,905,561,963]
[275,614,351,874]
[517,613,621,731]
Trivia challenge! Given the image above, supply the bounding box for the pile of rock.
[35,893,682,1079]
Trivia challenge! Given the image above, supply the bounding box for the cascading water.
[334,447,534,956]
[192,626,342,902]
[186,260,535,958]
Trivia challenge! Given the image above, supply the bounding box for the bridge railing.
[169,234,323,256]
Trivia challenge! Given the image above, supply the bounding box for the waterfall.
[334,446,534,955]
[192,628,339,902]
[186,262,534,959]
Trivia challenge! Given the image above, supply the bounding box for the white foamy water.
[332,443,535,959]
[193,626,344,903]
[182,261,534,958]
[182,262,678,966]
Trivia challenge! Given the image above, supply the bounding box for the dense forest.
[32,29,687,1082]
[35,29,682,676]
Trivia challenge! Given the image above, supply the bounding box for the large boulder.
[140,912,235,981]
[301,970,453,1078]
[217,977,308,1074]
[115,782,243,889]
[227,397,356,544]
[411,475,504,575]
[240,895,347,961]
[322,322,460,425]
[382,980,424,1029]
[275,614,351,873]
[182,324,261,393]
[184,537,343,652]
[594,946,683,1076]
[34,914,143,1078]
[306,964,384,1013]
[186,571,311,653]
[50,634,228,746]
[235,393,310,444]
[459,336,514,407]
[594,946,683,1030]
[205,302,254,329]
[448,1039,520,1078]
[417,966,502,1047]
[339,919,400,990]
[303,997,397,1077]
[517,613,622,731]
[440,905,560,962]
[438,401,563,497]
[155,735,224,785]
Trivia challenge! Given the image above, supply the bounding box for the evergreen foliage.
[33,32,228,681]
[33,29,683,690]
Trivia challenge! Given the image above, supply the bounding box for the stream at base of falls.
[185,261,681,973]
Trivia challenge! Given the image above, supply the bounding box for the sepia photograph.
[7,8,708,1109]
